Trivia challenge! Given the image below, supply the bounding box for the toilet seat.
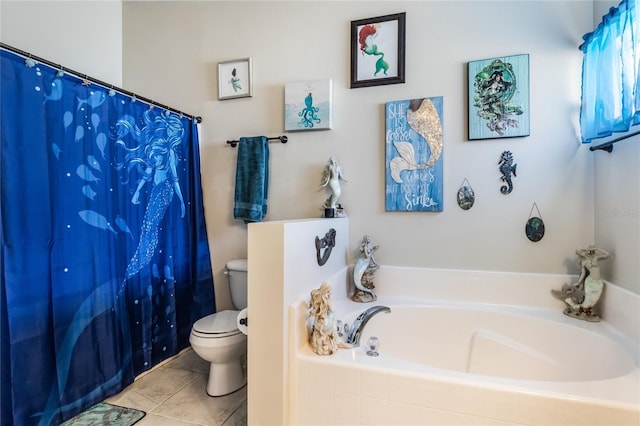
[192,310,241,338]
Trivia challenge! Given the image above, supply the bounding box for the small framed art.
[468,53,530,140]
[218,58,253,100]
[350,12,406,89]
[284,79,333,131]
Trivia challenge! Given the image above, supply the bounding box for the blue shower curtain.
[0,49,215,426]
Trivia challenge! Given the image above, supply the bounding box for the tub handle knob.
[366,336,380,357]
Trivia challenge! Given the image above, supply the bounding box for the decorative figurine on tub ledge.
[351,235,380,303]
[308,282,340,355]
[551,246,611,322]
[320,156,347,218]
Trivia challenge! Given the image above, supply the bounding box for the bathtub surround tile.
[334,365,360,394]
[305,359,335,391]
[388,374,421,406]
[360,370,389,400]
[448,412,526,426]
[418,378,458,412]
[334,391,360,424]
[387,401,429,425]
[595,404,640,425]
[360,397,389,425]
[446,382,524,421]
[333,419,358,426]
[299,384,335,425]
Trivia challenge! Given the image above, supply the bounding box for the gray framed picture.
[218,58,252,100]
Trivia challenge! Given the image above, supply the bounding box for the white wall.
[0,0,122,85]
[591,1,640,293]
[2,1,636,300]
[122,1,608,308]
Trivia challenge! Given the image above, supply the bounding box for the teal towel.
[234,136,269,223]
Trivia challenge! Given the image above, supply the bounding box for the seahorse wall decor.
[498,150,517,194]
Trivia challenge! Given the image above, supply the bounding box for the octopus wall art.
[284,79,333,131]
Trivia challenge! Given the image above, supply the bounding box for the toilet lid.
[193,310,240,335]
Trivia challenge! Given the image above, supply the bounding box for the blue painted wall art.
[385,97,444,212]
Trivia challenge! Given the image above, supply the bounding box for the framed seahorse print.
[351,12,406,89]
[385,96,444,212]
[468,53,530,140]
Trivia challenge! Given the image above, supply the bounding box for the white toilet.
[189,259,248,396]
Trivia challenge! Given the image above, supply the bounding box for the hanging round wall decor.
[525,202,545,242]
[456,178,475,210]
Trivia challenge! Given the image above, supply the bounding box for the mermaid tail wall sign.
[284,79,333,131]
[385,97,444,212]
[218,57,253,100]
[468,54,530,139]
[350,12,406,88]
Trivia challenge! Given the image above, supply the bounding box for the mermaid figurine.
[115,110,186,279]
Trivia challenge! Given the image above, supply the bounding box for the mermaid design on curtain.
[0,49,215,426]
[115,111,187,279]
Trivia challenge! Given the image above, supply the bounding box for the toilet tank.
[226,259,248,310]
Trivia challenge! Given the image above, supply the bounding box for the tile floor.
[106,348,247,426]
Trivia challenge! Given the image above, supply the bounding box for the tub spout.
[344,305,391,346]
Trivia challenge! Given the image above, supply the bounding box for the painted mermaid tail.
[38,279,132,425]
[406,98,443,168]
[353,257,375,296]
[364,44,389,76]
[126,179,174,278]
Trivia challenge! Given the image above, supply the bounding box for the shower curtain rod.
[226,135,288,148]
[0,42,202,123]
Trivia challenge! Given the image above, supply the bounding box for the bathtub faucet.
[344,305,391,346]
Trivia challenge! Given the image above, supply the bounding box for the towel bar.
[227,136,288,148]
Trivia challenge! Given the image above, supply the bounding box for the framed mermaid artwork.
[350,12,406,89]
[218,57,253,100]
[468,53,530,140]
[284,79,333,131]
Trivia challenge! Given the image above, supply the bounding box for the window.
[580,0,640,143]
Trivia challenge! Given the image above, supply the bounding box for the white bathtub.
[290,267,640,425]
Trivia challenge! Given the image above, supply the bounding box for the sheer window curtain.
[580,0,640,142]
